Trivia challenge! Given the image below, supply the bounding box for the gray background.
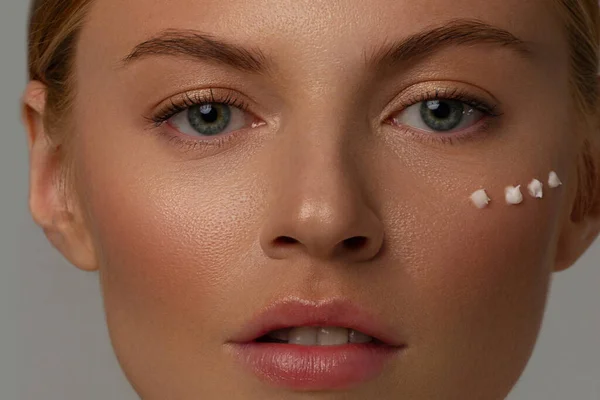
[1,1,599,399]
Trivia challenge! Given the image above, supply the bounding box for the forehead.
[78,0,567,79]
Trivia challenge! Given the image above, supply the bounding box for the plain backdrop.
[1,1,599,399]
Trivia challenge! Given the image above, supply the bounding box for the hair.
[27,0,93,205]
[27,0,600,216]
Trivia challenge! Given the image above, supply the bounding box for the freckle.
[470,189,491,209]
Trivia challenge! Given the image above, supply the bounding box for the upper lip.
[228,297,405,346]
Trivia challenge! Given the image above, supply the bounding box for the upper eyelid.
[401,88,492,108]
[404,91,499,114]
[163,88,251,110]
[382,84,503,120]
[144,88,260,125]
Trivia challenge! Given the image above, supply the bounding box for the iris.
[187,104,232,136]
[420,100,465,131]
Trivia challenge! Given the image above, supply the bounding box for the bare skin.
[22,0,600,399]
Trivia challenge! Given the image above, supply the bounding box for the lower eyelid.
[394,114,497,145]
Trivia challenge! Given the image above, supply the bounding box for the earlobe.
[22,80,99,272]
[43,211,99,272]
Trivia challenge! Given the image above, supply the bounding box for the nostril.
[343,236,368,250]
[275,236,297,245]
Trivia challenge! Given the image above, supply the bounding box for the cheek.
[405,197,557,337]
[90,177,258,315]
[404,198,557,393]
[379,132,570,393]
[76,140,265,383]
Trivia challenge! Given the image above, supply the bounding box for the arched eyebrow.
[119,29,272,74]
[118,19,533,75]
[365,19,534,70]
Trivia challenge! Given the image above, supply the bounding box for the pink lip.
[225,297,406,391]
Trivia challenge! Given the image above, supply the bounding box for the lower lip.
[227,342,403,391]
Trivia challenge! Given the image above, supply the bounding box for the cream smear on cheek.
[505,185,524,205]
[527,179,544,199]
[470,189,491,209]
[548,171,562,188]
[470,170,562,209]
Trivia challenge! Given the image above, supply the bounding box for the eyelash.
[144,89,253,152]
[149,89,251,126]
[390,87,503,145]
[145,86,503,152]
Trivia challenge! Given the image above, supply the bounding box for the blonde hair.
[27,0,600,215]
[27,0,93,202]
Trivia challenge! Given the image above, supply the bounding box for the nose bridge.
[284,124,354,220]
[258,99,384,263]
[275,86,367,200]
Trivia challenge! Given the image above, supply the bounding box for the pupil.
[428,101,451,119]
[199,104,219,123]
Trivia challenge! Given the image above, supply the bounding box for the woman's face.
[64,0,582,398]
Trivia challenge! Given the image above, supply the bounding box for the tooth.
[267,328,290,341]
[317,327,349,346]
[349,329,373,344]
[527,179,543,198]
[548,171,562,188]
[505,185,523,205]
[288,327,318,346]
[470,189,490,209]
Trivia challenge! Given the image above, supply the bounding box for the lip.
[225,297,406,391]
[229,297,404,345]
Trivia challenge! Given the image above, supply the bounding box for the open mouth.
[228,298,405,390]
[254,326,387,346]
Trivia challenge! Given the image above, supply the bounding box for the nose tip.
[258,119,385,264]
[260,203,385,263]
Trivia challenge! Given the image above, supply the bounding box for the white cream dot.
[548,171,562,188]
[527,179,543,199]
[471,189,491,209]
[505,185,523,205]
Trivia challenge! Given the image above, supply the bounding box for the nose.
[259,129,384,263]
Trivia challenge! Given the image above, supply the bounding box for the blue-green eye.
[392,99,484,133]
[169,103,248,137]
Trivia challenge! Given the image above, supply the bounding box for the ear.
[22,80,98,272]
[554,174,600,273]
[553,80,600,273]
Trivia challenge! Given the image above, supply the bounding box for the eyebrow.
[120,29,271,74]
[119,19,533,75]
[366,19,533,70]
